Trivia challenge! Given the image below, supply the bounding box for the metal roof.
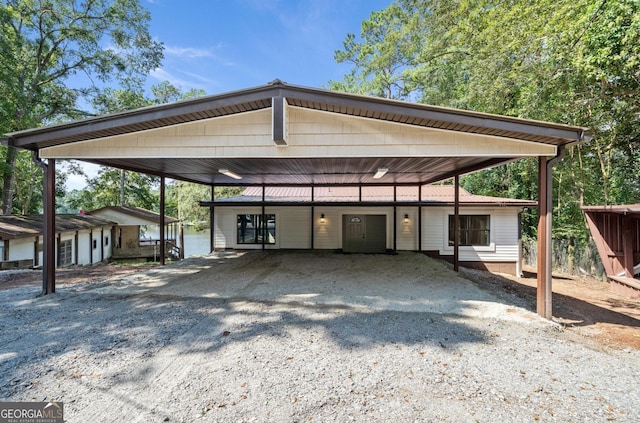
[211,185,536,207]
[86,206,179,225]
[0,214,114,240]
[582,204,640,216]
[3,80,591,187]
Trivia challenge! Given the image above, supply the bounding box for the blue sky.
[144,0,392,95]
[66,0,392,190]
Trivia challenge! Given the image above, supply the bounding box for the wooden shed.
[583,204,640,298]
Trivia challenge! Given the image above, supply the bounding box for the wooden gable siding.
[41,106,557,160]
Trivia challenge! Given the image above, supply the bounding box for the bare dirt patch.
[461,265,640,350]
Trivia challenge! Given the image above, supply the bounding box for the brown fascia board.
[6,84,281,150]
[279,84,588,145]
[200,200,537,208]
[5,80,589,150]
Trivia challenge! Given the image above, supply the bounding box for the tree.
[0,0,164,214]
[61,82,207,214]
[332,0,640,273]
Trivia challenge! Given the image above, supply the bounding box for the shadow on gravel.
[0,289,487,400]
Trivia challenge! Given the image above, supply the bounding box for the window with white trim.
[237,214,276,244]
[448,215,490,246]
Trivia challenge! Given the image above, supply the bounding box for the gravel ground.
[1,251,639,422]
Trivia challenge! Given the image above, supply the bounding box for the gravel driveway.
[1,251,639,422]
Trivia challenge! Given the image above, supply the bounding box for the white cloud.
[150,67,214,91]
[164,46,214,59]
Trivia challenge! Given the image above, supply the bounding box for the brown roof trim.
[87,206,179,224]
[200,200,536,208]
[582,204,640,216]
[5,80,590,151]
[0,214,114,240]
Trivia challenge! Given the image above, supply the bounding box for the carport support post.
[537,156,551,318]
[454,175,460,272]
[160,176,166,265]
[210,186,215,253]
[42,158,56,295]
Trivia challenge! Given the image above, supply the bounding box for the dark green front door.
[342,214,386,253]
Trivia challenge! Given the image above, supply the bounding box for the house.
[87,206,183,261]
[0,214,114,269]
[210,185,536,276]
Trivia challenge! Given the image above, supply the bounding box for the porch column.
[454,175,460,272]
[393,185,397,252]
[210,186,215,253]
[418,185,422,252]
[42,158,56,295]
[311,186,315,249]
[160,176,166,265]
[537,156,551,318]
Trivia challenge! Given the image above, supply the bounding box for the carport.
[2,80,590,318]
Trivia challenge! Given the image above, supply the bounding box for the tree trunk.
[2,146,17,215]
[120,169,126,206]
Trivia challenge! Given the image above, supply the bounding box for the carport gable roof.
[3,80,590,186]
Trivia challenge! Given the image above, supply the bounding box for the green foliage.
[332,0,640,272]
[165,182,243,228]
[0,0,164,214]
[64,167,159,212]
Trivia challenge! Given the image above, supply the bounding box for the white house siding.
[214,205,520,264]
[8,237,36,262]
[279,207,311,249]
[423,207,519,263]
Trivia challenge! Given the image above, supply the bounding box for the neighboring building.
[87,206,182,261]
[583,204,640,298]
[210,185,536,276]
[0,214,114,269]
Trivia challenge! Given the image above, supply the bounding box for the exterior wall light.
[320,213,325,223]
[404,214,409,223]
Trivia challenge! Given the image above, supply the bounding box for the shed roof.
[582,204,640,216]
[87,206,179,226]
[0,214,114,240]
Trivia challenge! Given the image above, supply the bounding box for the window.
[448,215,490,246]
[237,214,276,244]
[58,239,73,266]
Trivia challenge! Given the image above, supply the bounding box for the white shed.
[0,214,115,269]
